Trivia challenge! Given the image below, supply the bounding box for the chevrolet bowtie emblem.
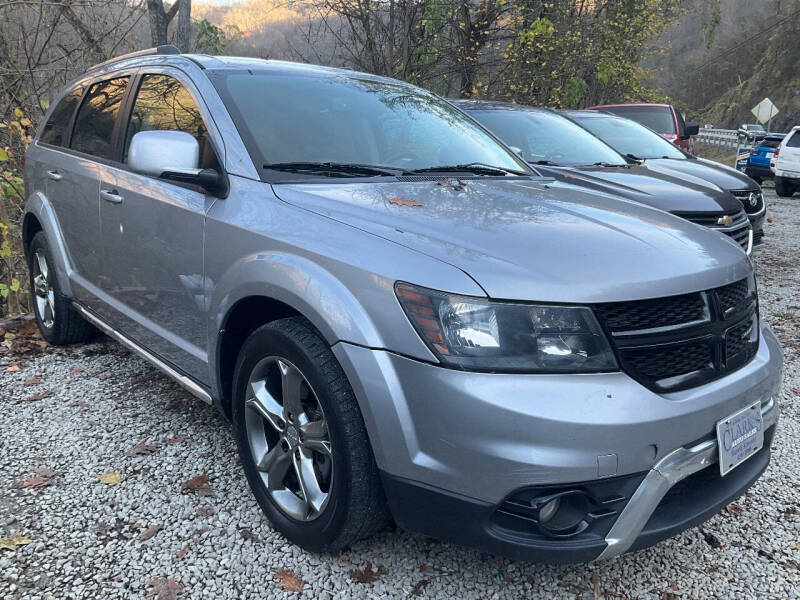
[717,215,734,226]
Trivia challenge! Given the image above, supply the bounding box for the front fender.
[24,191,74,298]
[209,250,384,352]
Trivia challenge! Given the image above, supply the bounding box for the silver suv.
[23,47,782,563]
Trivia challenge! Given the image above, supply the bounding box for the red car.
[587,103,699,154]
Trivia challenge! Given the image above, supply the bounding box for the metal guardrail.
[696,128,740,148]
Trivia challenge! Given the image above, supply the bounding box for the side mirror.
[128,130,227,197]
[683,122,699,138]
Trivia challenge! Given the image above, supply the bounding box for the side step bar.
[73,303,213,405]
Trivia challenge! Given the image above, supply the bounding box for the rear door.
[95,69,223,381]
[38,77,132,310]
[35,87,90,294]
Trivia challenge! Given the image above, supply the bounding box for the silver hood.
[273,178,752,303]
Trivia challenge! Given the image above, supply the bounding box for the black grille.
[623,340,712,380]
[730,189,764,215]
[593,278,758,392]
[718,278,749,314]
[676,209,752,252]
[594,293,705,332]
[726,319,757,362]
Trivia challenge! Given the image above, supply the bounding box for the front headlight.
[395,282,618,372]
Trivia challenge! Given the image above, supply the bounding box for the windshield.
[572,114,687,160]
[599,106,676,135]
[210,70,528,180]
[468,109,626,167]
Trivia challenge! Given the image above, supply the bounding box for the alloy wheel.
[32,250,55,329]
[244,357,333,521]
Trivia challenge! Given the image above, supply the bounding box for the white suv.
[771,125,800,197]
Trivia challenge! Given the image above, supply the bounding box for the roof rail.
[88,45,181,72]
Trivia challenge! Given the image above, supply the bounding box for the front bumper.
[381,421,774,563]
[334,323,782,561]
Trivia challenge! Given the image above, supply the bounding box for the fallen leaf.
[23,377,43,386]
[26,391,53,401]
[67,401,88,408]
[350,562,387,584]
[725,503,743,516]
[389,196,423,207]
[126,441,157,457]
[274,569,304,592]
[0,532,32,551]
[70,368,84,375]
[6,365,21,372]
[196,506,214,517]
[149,577,182,600]
[174,545,189,561]
[21,476,52,489]
[411,579,431,596]
[97,471,121,485]
[239,527,261,544]
[97,374,110,381]
[166,436,184,445]
[139,524,163,541]
[181,473,212,496]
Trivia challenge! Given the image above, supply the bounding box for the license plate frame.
[716,401,763,477]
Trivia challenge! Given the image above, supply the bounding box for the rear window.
[600,106,677,135]
[70,77,129,160]
[39,88,83,147]
[786,132,800,148]
[760,138,783,149]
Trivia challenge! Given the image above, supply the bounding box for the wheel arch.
[209,251,387,418]
[22,191,74,297]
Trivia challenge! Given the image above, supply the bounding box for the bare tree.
[145,0,192,50]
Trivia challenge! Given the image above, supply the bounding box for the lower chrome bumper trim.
[597,398,775,560]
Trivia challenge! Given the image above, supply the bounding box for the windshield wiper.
[406,162,527,176]
[262,162,403,177]
[591,161,627,168]
[531,159,562,166]
[624,153,644,163]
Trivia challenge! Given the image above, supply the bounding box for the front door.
[97,71,222,382]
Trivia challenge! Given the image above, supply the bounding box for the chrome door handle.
[46,170,62,181]
[100,189,123,204]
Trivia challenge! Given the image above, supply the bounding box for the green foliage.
[498,0,682,108]
[195,19,227,54]
[0,107,33,317]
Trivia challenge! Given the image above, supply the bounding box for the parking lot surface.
[1,189,799,599]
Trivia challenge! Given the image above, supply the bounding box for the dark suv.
[587,103,699,154]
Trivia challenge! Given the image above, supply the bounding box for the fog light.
[531,491,591,537]
[538,497,560,524]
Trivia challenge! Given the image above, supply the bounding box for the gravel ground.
[1,188,799,600]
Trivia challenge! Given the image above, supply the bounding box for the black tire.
[775,177,797,197]
[232,316,388,552]
[26,231,96,345]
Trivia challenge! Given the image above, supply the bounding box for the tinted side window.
[40,88,83,147]
[787,132,800,148]
[124,74,217,169]
[70,77,129,160]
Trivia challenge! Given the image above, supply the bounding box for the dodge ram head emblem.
[717,215,734,226]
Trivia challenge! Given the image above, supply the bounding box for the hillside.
[649,0,799,130]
